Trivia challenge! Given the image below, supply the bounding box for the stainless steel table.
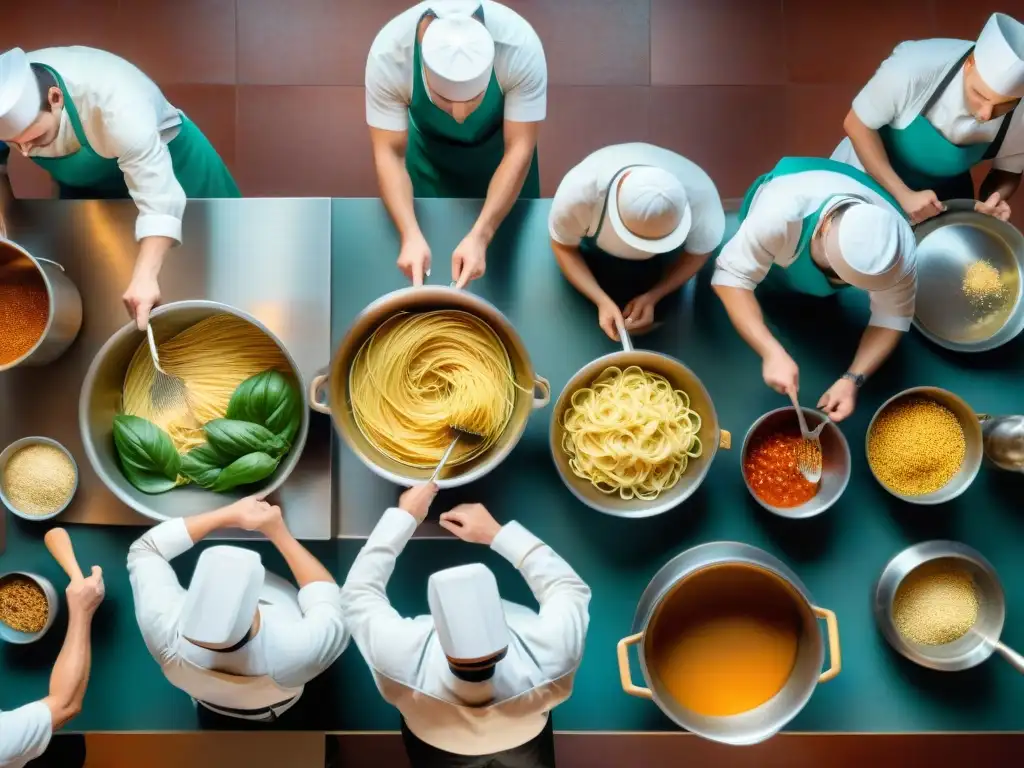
[0,199,334,539]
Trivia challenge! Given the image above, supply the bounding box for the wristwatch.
[842,371,866,388]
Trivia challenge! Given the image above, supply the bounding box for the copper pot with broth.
[617,542,841,745]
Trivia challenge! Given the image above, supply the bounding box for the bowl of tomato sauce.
[741,407,851,519]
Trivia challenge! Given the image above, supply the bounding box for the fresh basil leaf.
[113,415,180,481]
[118,463,178,494]
[180,443,228,489]
[210,452,280,493]
[278,413,301,448]
[204,419,287,460]
[227,370,301,441]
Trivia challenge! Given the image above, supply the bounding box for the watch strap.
[842,371,866,388]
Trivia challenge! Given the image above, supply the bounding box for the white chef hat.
[180,546,265,648]
[422,14,495,102]
[827,197,912,292]
[428,563,509,674]
[975,13,1024,99]
[0,48,40,140]
[608,166,692,256]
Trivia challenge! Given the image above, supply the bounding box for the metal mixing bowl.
[79,301,309,522]
[0,436,78,521]
[912,200,1024,352]
[0,571,59,644]
[865,386,983,505]
[874,541,1003,671]
[741,408,850,519]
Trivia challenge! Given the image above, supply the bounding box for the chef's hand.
[231,494,285,536]
[899,189,945,225]
[975,192,1012,222]
[66,567,105,618]
[123,274,161,331]
[762,349,800,396]
[397,234,432,287]
[818,377,857,422]
[399,482,439,525]
[623,292,657,333]
[439,503,501,545]
[452,231,487,290]
[597,299,625,342]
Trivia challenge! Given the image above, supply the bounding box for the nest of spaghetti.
[561,365,703,501]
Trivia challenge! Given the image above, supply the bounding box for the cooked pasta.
[122,314,291,453]
[349,310,522,468]
[561,366,702,500]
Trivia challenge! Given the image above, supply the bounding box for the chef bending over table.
[127,497,348,723]
[341,483,591,768]
[712,157,917,423]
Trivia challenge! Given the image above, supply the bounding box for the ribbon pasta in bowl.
[550,327,730,518]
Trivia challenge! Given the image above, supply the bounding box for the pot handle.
[812,606,841,683]
[34,257,66,272]
[719,430,732,450]
[532,376,551,409]
[616,632,653,700]
[309,374,332,415]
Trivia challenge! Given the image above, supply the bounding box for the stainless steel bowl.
[874,541,1003,671]
[866,386,983,505]
[0,571,59,644]
[0,436,78,521]
[310,286,550,489]
[912,200,1024,352]
[741,408,850,519]
[550,327,730,518]
[79,301,309,522]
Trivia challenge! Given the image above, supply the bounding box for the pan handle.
[812,606,841,683]
[719,430,732,450]
[614,317,634,353]
[616,632,653,699]
[532,376,551,409]
[309,374,332,415]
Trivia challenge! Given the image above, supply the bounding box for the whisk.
[146,323,192,415]
[788,391,825,484]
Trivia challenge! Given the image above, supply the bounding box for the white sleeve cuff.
[549,228,582,247]
[868,313,913,332]
[504,105,547,123]
[710,266,758,292]
[369,507,419,548]
[366,112,409,132]
[136,213,182,243]
[491,521,543,569]
[147,517,196,560]
[298,581,343,614]
[0,701,53,764]
[992,157,1024,174]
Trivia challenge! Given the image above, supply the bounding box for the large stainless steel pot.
[979,414,1024,472]
[617,542,841,745]
[79,300,310,522]
[0,238,82,371]
[550,323,730,518]
[310,286,550,488]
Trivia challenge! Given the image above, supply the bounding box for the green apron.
[29,65,239,200]
[406,5,540,199]
[737,157,907,297]
[877,47,1016,201]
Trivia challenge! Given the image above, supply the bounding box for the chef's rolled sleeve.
[712,204,798,292]
[365,54,411,132]
[0,701,52,768]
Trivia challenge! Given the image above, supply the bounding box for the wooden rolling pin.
[44,528,84,581]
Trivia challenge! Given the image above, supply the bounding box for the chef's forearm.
[184,506,238,543]
[550,240,612,307]
[980,169,1022,202]
[44,611,93,729]
[713,284,787,360]
[649,251,711,302]
[370,129,423,245]
[134,236,174,282]
[470,136,534,244]
[844,110,913,202]
[849,325,903,378]
[267,525,334,588]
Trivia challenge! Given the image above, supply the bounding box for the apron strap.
[983,100,1019,160]
[37,64,91,151]
[919,47,973,119]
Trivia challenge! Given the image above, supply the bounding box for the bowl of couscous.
[865,387,983,505]
[0,571,59,644]
[0,437,79,521]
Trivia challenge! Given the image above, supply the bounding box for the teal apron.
[29,65,239,200]
[579,164,684,306]
[878,47,1017,202]
[406,5,540,199]
[737,157,908,297]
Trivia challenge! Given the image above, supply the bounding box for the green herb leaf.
[210,452,280,493]
[118,464,179,494]
[204,419,287,460]
[113,415,181,481]
[226,370,301,443]
[180,443,227,489]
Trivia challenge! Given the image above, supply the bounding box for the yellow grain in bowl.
[2,443,76,516]
[867,398,965,496]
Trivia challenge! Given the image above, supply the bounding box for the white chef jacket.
[127,518,349,715]
[340,508,591,756]
[366,0,547,131]
[712,169,917,331]
[1,46,187,243]
[0,702,50,768]
[832,38,1024,174]
[549,142,727,258]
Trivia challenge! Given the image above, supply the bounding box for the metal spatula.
[429,424,484,483]
[146,323,192,415]
[788,391,824,484]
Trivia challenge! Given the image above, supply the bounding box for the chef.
[366,0,547,288]
[833,12,1024,224]
[549,142,726,340]
[712,157,917,422]
[127,496,348,723]
[341,483,591,768]
[0,566,104,768]
[0,45,240,329]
